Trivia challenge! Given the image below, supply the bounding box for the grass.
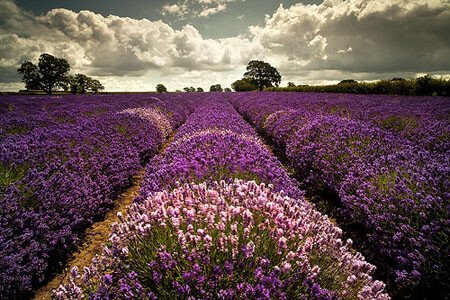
[0,162,30,191]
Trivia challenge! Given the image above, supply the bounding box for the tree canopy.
[38,53,70,94]
[231,78,257,92]
[156,84,167,93]
[231,78,258,92]
[243,60,281,91]
[184,87,196,92]
[210,84,223,92]
[18,53,103,94]
[67,74,104,94]
[338,79,357,85]
[17,61,42,91]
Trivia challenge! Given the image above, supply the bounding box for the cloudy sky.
[0,0,449,91]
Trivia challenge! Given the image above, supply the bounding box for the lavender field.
[0,93,448,300]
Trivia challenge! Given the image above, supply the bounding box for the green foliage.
[0,162,29,191]
[89,79,105,94]
[126,211,307,299]
[67,74,104,94]
[17,61,42,91]
[184,87,196,93]
[81,108,108,117]
[243,60,281,91]
[231,78,257,92]
[287,82,296,87]
[224,87,232,92]
[17,53,104,95]
[338,79,357,85]
[156,84,167,93]
[209,84,223,92]
[2,124,29,135]
[265,75,450,96]
[196,87,204,92]
[38,53,71,94]
[115,124,129,135]
[379,115,418,132]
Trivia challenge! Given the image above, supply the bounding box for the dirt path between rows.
[33,135,174,300]
[32,169,145,300]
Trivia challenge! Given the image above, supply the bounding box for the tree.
[17,61,42,91]
[415,75,433,96]
[18,53,104,94]
[210,84,223,92]
[183,87,195,92]
[156,84,167,93]
[224,87,232,92]
[197,87,204,92]
[231,78,257,91]
[38,53,70,94]
[338,79,357,85]
[68,74,105,94]
[68,74,90,94]
[90,79,104,94]
[391,77,406,82]
[287,82,296,87]
[243,60,281,91]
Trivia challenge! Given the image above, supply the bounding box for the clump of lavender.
[54,180,389,300]
[0,93,200,297]
[120,107,173,141]
[228,92,450,297]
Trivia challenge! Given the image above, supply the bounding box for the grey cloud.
[0,0,261,81]
[0,32,48,83]
[3,0,447,89]
[0,66,21,83]
[309,2,450,73]
[252,0,450,75]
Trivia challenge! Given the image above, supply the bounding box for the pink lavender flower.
[55,180,389,300]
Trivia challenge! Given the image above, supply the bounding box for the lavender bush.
[54,180,388,300]
[228,92,449,298]
[0,93,200,298]
[140,97,302,200]
[54,94,388,299]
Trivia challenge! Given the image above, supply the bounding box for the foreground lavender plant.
[54,180,389,300]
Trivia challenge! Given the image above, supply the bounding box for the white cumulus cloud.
[161,0,240,18]
[251,0,450,76]
[0,0,449,91]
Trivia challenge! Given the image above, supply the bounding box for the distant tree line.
[17,53,104,94]
[156,60,282,93]
[265,76,450,97]
[155,84,232,93]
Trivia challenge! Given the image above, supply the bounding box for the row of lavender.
[268,93,449,152]
[228,92,449,298]
[0,94,200,298]
[55,96,389,299]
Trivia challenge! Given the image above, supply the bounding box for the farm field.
[0,92,448,300]
[228,92,449,299]
[0,93,202,298]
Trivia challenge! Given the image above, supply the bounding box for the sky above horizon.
[1,0,449,92]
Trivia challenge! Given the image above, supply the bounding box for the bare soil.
[32,170,145,299]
